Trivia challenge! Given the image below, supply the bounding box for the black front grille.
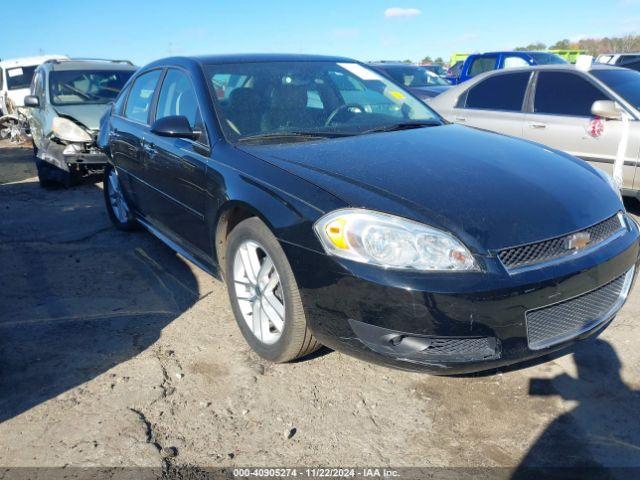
[498,214,624,271]
[415,337,499,362]
[526,270,632,350]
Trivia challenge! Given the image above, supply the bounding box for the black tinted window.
[469,57,497,77]
[124,70,162,124]
[592,69,640,109]
[465,73,530,111]
[619,55,640,65]
[534,72,608,116]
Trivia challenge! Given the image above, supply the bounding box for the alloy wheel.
[107,168,129,223]
[233,241,286,345]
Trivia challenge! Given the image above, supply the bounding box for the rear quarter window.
[114,84,131,115]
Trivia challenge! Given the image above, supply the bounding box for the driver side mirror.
[591,100,622,120]
[24,95,40,108]
[151,115,199,140]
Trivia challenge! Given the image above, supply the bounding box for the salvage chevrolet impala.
[98,54,640,374]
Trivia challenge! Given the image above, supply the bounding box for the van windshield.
[49,70,134,105]
[6,65,38,90]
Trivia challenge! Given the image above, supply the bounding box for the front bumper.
[281,217,640,374]
[38,141,108,172]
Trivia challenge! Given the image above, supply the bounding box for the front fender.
[206,144,347,268]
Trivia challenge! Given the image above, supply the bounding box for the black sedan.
[98,54,639,374]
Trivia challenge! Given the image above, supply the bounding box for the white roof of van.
[0,55,68,69]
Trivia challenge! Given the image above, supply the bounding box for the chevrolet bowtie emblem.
[565,232,592,251]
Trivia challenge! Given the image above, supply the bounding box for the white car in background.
[597,53,640,66]
[0,55,67,142]
[430,64,640,197]
[0,55,67,114]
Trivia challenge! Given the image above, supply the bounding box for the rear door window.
[534,72,609,117]
[468,56,497,77]
[465,72,531,111]
[124,70,162,124]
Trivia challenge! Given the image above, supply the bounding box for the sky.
[4,0,640,66]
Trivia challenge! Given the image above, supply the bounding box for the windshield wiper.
[237,130,354,143]
[361,120,442,135]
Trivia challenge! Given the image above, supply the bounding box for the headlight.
[52,117,92,143]
[314,209,478,271]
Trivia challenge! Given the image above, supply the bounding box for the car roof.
[468,63,629,77]
[145,54,356,69]
[43,59,138,72]
[472,51,552,56]
[370,62,422,68]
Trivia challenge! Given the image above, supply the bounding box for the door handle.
[529,122,547,129]
[455,116,467,122]
[142,143,157,156]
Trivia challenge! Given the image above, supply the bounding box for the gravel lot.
[1,140,639,477]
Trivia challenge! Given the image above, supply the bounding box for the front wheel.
[103,165,137,230]
[225,217,321,363]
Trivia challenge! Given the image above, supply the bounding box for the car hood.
[238,125,623,252]
[54,104,110,131]
[409,85,451,98]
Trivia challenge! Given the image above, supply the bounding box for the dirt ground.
[1,140,639,477]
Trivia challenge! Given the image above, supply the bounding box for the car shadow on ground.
[0,141,37,184]
[511,338,640,479]
[0,177,204,424]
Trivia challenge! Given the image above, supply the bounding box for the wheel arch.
[213,200,280,278]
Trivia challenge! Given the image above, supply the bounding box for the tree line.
[515,34,640,56]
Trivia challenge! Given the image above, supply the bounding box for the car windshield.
[528,53,568,65]
[6,65,38,90]
[49,69,134,106]
[382,66,449,87]
[204,61,441,142]
[423,65,446,75]
[592,69,640,109]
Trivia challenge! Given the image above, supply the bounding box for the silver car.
[430,64,640,197]
[24,58,136,187]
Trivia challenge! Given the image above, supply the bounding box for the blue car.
[451,51,567,84]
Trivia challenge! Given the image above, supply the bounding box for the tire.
[103,164,138,230]
[225,217,321,363]
[35,157,57,189]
